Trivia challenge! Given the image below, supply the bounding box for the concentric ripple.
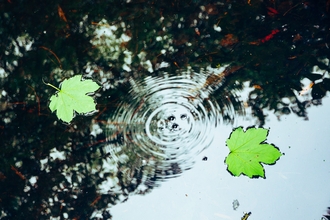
[105,72,240,179]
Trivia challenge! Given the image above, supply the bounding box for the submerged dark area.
[1,0,330,219]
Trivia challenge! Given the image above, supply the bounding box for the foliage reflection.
[0,0,329,219]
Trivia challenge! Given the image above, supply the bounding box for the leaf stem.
[42,78,61,92]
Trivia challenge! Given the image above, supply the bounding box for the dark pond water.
[1,0,330,219]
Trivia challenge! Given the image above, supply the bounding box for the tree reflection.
[0,0,329,219]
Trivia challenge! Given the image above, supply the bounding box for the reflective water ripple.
[105,71,240,179]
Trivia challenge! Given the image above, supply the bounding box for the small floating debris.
[241,212,251,220]
[232,199,239,210]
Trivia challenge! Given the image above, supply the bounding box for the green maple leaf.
[225,127,282,178]
[46,75,100,123]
